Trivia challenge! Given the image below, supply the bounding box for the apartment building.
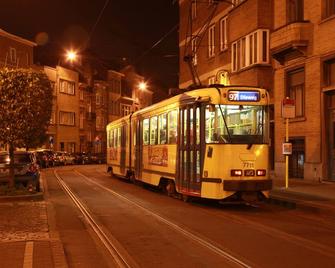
[178,0,275,165]
[0,28,35,69]
[179,0,335,182]
[44,66,80,153]
[271,0,335,181]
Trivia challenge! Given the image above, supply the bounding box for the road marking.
[23,241,34,268]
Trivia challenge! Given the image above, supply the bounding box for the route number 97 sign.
[228,90,260,102]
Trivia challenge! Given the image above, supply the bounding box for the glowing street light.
[65,50,77,63]
[138,81,147,91]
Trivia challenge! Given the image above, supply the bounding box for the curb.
[0,192,44,202]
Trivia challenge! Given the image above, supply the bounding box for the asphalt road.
[43,165,335,268]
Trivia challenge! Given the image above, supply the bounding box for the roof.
[0,28,37,47]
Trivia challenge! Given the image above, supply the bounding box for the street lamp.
[65,50,78,63]
[138,81,147,91]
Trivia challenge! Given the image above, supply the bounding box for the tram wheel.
[166,180,176,197]
[182,194,189,202]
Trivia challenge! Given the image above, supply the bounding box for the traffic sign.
[281,98,295,118]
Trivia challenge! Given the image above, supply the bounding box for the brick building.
[178,0,275,166]
[271,0,335,181]
[43,66,80,153]
[179,0,335,182]
[0,28,35,69]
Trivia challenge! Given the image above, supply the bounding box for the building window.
[232,0,246,6]
[120,104,131,116]
[80,89,84,100]
[287,0,304,23]
[192,0,197,20]
[59,79,75,95]
[191,37,198,66]
[79,111,84,129]
[50,110,56,125]
[208,24,215,58]
[208,76,216,85]
[68,143,76,153]
[220,17,228,51]
[232,29,269,72]
[324,0,335,18]
[324,59,335,87]
[59,111,75,126]
[287,68,305,117]
[9,47,16,63]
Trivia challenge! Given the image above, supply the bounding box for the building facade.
[44,66,80,153]
[0,28,35,69]
[271,0,335,181]
[179,0,335,182]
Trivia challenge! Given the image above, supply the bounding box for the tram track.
[89,167,335,259]
[70,168,253,268]
[54,169,138,268]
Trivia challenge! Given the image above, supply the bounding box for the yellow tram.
[106,85,272,201]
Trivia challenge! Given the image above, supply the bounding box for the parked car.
[0,151,40,191]
[54,151,75,165]
[90,153,106,164]
[36,149,55,168]
[74,152,91,165]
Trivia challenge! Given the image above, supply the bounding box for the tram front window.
[205,104,268,144]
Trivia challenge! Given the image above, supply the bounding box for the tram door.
[177,105,202,196]
[120,125,126,174]
[134,119,143,180]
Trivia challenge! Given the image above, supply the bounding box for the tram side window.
[118,127,122,147]
[168,110,178,144]
[150,116,158,145]
[143,118,149,145]
[158,113,167,144]
[113,128,118,147]
[108,130,112,147]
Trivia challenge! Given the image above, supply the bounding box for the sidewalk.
[269,177,335,214]
[0,190,67,268]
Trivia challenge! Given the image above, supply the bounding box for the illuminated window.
[168,110,178,144]
[59,79,75,95]
[208,25,215,58]
[232,29,269,72]
[158,114,167,144]
[9,47,16,63]
[143,118,150,145]
[59,111,75,126]
[287,68,305,117]
[208,76,216,85]
[220,17,228,51]
[50,110,56,125]
[191,37,198,66]
[120,104,131,116]
[150,116,158,145]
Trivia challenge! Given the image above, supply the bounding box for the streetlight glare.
[139,82,147,91]
[66,50,77,62]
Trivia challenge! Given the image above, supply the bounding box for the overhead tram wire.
[133,23,179,66]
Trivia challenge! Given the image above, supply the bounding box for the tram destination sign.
[228,90,260,102]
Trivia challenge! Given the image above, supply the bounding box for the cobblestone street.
[0,201,49,242]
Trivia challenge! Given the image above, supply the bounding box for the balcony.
[270,22,313,64]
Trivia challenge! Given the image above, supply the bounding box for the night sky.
[0,0,179,91]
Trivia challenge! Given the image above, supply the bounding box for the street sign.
[281,98,295,118]
[282,142,292,155]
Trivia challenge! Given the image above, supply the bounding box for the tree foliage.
[0,68,53,148]
[0,68,53,187]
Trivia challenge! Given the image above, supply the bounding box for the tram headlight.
[231,169,242,176]
[256,169,266,176]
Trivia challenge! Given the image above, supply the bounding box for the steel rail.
[74,169,252,268]
[54,169,137,268]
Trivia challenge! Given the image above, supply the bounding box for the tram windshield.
[205,104,268,144]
